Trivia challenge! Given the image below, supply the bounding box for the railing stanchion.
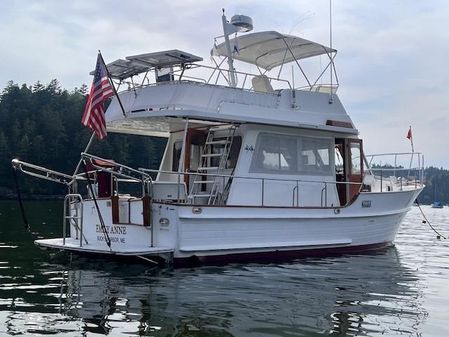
[262,178,265,206]
[380,170,383,192]
[325,182,327,207]
[177,172,181,202]
[296,180,299,207]
[63,197,67,245]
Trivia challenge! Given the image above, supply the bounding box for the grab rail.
[81,153,153,197]
[12,158,74,186]
[140,167,367,207]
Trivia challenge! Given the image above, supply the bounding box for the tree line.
[0,80,448,204]
[0,80,165,198]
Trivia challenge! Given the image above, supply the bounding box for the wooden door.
[184,129,207,190]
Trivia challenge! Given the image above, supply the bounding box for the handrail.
[366,151,422,158]
[81,153,153,197]
[364,152,424,192]
[180,63,293,90]
[12,158,74,186]
[116,63,293,94]
[14,151,424,210]
[139,167,364,187]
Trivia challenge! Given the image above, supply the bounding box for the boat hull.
[35,188,421,264]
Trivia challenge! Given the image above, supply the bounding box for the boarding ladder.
[62,194,86,246]
[190,124,237,205]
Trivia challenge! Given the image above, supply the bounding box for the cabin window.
[251,133,333,175]
[299,137,332,174]
[350,142,361,175]
[252,134,297,172]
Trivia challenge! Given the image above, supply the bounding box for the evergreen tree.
[0,80,167,198]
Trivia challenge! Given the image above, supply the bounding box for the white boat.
[12,12,424,265]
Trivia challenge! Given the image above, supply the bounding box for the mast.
[220,10,253,88]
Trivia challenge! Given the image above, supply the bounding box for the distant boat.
[431,184,444,208]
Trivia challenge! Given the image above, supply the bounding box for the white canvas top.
[214,31,336,70]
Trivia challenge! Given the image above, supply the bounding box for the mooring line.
[416,200,447,239]
[12,167,30,231]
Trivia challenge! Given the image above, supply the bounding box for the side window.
[299,138,332,174]
[251,133,333,175]
[251,134,297,172]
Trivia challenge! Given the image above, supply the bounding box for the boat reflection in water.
[41,247,424,336]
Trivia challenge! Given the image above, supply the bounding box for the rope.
[416,200,447,239]
[82,161,112,249]
[12,167,30,231]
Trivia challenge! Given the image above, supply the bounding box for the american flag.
[81,53,114,140]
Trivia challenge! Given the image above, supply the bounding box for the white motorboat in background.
[12,11,424,265]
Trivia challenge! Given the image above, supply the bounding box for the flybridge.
[96,24,338,94]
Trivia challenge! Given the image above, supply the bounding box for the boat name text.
[95,224,127,235]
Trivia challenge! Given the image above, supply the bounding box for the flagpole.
[407,125,414,178]
[98,50,127,118]
[73,133,96,176]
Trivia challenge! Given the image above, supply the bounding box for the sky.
[1,0,448,168]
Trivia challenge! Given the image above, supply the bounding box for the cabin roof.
[105,82,357,137]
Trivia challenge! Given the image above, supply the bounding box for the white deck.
[35,238,173,256]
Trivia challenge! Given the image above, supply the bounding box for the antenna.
[221,10,253,87]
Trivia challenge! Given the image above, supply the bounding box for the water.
[0,200,448,336]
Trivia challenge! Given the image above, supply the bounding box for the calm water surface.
[0,200,448,336]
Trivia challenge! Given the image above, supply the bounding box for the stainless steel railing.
[365,152,425,192]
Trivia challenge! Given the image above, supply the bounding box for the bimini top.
[214,31,336,70]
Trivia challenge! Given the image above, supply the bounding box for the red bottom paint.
[173,242,393,267]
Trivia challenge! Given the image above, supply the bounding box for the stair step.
[206,140,228,145]
[209,125,236,131]
[191,193,216,198]
[197,166,219,171]
[201,153,222,157]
